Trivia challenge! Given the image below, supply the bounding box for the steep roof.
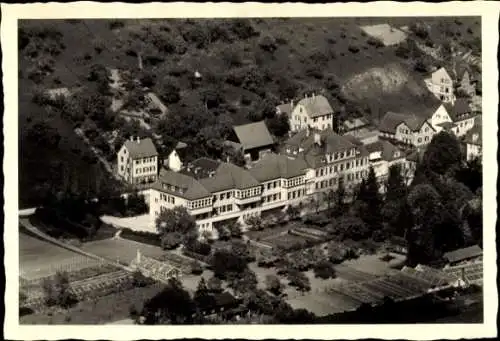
[249,153,308,182]
[445,98,474,122]
[180,157,220,180]
[233,121,275,151]
[199,162,260,193]
[463,124,482,146]
[124,138,158,158]
[154,170,211,200]
[276,102,293,117]
[379,112,428,133]
[297,94,333,118]
[342,117,370,131]
[365,140,403,162]
[443,245,482,264]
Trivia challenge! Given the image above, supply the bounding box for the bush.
[348,45,360,54]
[121,228,161,247]
[191,261,204,275]
[286,270,311,292]
[161,232,182,250]
[265,274,283,295]
[185,240,212,256]
[313,261,336,279]
[109,20,125,30]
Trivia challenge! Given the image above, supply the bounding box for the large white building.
[149,129,372,234]
[117,137,159,185]
[424,67,456,104]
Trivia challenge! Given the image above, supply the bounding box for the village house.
[445,98,479,137]
[363,140,407,190]
[275,100,294,118]
[443,245,483,267]
[461,122,482,161]
[339,117,372,137]
[424,67,456,104]
[455,65,477,97]
[226,121,275,162]
[289,94,335,132]
[378,112,436,148]
[166,141,189,172]
[117,137,159,185]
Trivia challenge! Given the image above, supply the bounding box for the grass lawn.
[20,284,166,325]
[19,232,100,281]
[341,253,406,276]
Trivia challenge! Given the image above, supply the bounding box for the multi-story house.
[117,137,159,185]
[424,67,455,103]
[166,141,188,172]
[289,94,334,132]
[446,98,480,137]
[364,140,406,191]
[456,67,477,97]
[226,121,275,162]
[379,112,436,148]
[282,128,370,195]
[462,122,482,162]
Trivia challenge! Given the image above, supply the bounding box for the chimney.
[130,136,134,142]
[312,93,316,99]
[314,133,322,146]
[306,125,311,137]
[290,99,294,108]
[137,136,141,143]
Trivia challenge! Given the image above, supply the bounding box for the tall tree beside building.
[356,167,383,232]
[422,131,463,176]
[382,164,411,237]
[155,206,198,247]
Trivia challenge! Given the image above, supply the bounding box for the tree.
[313,261,336,279]
[215,224,231,241]
[156,206,198,245]
[406,184,444,265]
[42,271,76,308]
[127,191,148,215]
[422,131,463,175]
[286,270,311,292]
[156,80,181,104]
[141,278,196,324]
[227,221,243,239]
[194,277,215,311]
[207,276,223,293]
[245,215,263,231]
[259,35,277,53]
[25,120,61,149]
[266,114,290,138]
[227,269,258,295]
[265,275,283,295]
[329,215,370,241]
[212,249,248,278]
[332,177,346,217]
[356,167,383,231]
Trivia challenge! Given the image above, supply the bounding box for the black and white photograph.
[2,2,498,340]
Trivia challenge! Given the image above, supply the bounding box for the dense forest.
[18,17,481,207]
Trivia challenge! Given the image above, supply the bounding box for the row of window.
[325,149,356,162]
[286,177,304,188]
[214,191,233,201]
[287,189,305,200]
[315,158,368,177]
[262,193,282,204]
[188,198,212,210]
[236,188,261,199]
[158,193,175,204]
[136,166,156,175]
[312,115,332,123]
[264,180,281,190]
[162,183,185,195]
[135,157,156,165]
[216,204,233,214]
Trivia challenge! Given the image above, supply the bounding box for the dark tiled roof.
[445,98,474,122]
[180,157,220,180]
[297,95,333,118]
[443,245,482,264]
[249,153,307,182]
[233,121,274,151]
[200,162,260,193]
[365,140,403,162]
[124,138,158,158]
[154,170,211,200]
[379,112,427,133]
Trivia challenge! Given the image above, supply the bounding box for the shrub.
[313,261,336,279]
[286,270,311,292]
[109,20,125,30]
[348,45,360,54]
[161,232,182,250]
[265,275,283,295]
[191,261,204,275]
[327,37,337,44]
[121,228,161,247]
[259,35,277,53]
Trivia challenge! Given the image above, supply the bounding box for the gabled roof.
[443,245,482,264]
[437,121,455,130]
[154,170,211,200]
[296,95,333,118]
[276,102,293,117]
[124,138,158,158]
[180,157,220,180]
[365,140,403,162]
[199,162,260,193]
[233,121,275,151]
[445,98,474,122]
[342,117,370,131]
[463,123,482,146]
[249,153,308,182]
[379,112,428,133]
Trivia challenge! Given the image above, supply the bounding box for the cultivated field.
[19,232,100,280]
[360,24,408,46]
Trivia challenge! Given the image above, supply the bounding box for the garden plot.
[341,253,405,276]
[360,23,407,46]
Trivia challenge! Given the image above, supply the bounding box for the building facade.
[117,137,159,184]
[424,67,455,103]
[290,94,334,132]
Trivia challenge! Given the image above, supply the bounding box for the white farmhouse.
[289,94,334,132]
[117,137,159,185]
[424,67,455,104]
